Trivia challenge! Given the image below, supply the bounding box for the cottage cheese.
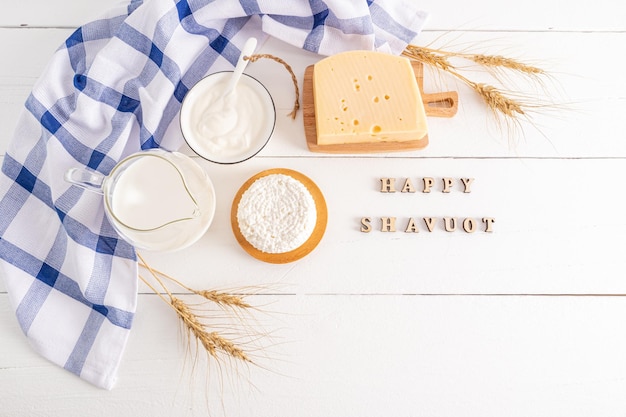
[236,174,317,254]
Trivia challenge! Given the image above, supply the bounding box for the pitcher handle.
[64,168,105,194]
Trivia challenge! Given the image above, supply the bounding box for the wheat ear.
[137,253,252,363]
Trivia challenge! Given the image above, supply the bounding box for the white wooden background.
[2,1,626,416]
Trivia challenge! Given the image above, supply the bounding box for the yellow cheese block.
[313,50,428,146]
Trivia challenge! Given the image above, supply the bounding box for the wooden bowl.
[230,168,327,264]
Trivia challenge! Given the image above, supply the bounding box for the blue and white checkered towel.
[0,0,428,389]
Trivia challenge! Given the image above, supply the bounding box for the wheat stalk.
[138,259,252,310]
[137,253,254,365]
[402,44,552,135]
[404,44,544,76]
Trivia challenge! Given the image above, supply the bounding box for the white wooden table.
[2,1,626,416]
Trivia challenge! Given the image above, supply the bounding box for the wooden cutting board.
[303,61,458,153]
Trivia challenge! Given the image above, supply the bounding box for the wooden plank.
[2,0,625,31]
[417,0,626,32]
[2,293,626,416]
[0,28,73,153]
[1,0,124,28]
[1,30,625,159]
[251,31,626,158]
[3,156,622,295]
[138,156,626,295]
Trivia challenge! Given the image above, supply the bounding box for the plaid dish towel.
[0,0,428,389]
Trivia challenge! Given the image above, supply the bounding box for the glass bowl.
[180,71,276,164]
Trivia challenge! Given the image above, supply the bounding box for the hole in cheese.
[371,125,382,134]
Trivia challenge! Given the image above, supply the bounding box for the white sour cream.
[180,72,276,164]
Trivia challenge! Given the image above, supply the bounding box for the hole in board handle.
[427,98,455,109]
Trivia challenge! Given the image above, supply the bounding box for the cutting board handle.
[411,61,458,118]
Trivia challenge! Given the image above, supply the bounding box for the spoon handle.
[224,37,258,96]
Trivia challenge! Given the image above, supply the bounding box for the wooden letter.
[462,218,476,233]
[423,177,434,193]
[482,217,495,232]
[405,218,419,233]
[423,217,437,232]
[381,217,396,232]
[461,178,474,193]
[360,217,372,233]
[443,217,457,232]
[380,178,396,193]
[401,178,416,193]
[442,177,453,193]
